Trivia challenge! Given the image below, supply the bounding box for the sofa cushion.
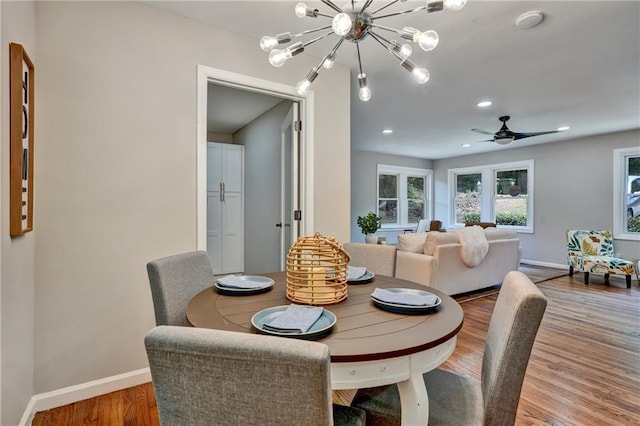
[397,233,429,253]
[424,232,460,255]
[484,228,518,241]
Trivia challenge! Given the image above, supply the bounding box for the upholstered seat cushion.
[333,404,366,426]
[351,369,483,426]
[568,255,635,275]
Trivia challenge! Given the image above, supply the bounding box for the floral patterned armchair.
[566,230,636,288]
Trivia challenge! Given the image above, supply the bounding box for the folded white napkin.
[216,275,267,289]
[263,305,324,333]
[347,266,368,280]
[371,288,438,306]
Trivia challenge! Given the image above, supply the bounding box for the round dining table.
[186,272,464,426]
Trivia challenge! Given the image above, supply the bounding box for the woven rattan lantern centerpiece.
[286,233,350,305]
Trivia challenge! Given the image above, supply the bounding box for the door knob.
[275,222,282,228]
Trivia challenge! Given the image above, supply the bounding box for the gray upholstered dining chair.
[145,326,366,426]
[343,242,397,277]
[350,271,547,426]
[146,251,214,326]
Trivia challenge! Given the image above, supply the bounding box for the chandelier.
[260,0,467,101]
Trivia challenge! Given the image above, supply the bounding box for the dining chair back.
[343,242,397,277]
[351,270,547,426]
[146,251,214,326]
[145,326,366,426]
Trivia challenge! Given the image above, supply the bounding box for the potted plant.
[357,212,382,244]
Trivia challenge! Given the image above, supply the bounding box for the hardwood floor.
[33,271,640,425]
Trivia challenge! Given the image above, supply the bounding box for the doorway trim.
[196,65,314,251]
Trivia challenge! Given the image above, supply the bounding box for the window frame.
[448,160,534,233]
[613,147,640,241]
[377,164,433,229]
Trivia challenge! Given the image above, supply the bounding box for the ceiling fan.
[472,115,562,145]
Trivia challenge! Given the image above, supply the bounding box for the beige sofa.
[394,228,521,295]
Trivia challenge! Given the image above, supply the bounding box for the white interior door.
[280,103,300,270]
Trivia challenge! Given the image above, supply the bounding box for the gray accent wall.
[234,100,292,274]
[351,150,433,243]
[432,129,640,265]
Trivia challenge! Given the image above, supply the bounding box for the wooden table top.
[186,272,464,363]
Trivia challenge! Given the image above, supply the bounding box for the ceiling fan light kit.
[472,115,565,145]
[261,0,467,101]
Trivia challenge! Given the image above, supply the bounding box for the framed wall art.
[9,42,34,237]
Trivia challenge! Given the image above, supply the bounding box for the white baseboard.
[20,367,151,426]
[520,259,568,270]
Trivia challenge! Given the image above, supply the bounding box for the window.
[613,147,640,240]
[377,165,432,228]
[449,160,534,232]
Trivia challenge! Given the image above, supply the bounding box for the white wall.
[1,2,36,424]
[32,0,350,397]
[432,129,640,264]
[234,100,292,274]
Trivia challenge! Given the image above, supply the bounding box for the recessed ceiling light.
[557,126,570,131]
[477,100,492,108]
[382,129,393,134]
[461,143,472,148]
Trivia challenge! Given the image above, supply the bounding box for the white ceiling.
[148,1,640,159]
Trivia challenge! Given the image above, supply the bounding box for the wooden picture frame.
[9,43,35,237]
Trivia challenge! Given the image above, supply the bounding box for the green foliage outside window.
[463,212,528,226]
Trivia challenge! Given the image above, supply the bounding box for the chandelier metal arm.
[369,23,403,36]
[321,0,344,14]
[359,0,375,13]
[375,6,429,20]
[356,41,365,75]
[301,30,336,48]
[370,0,403,16]
[293,25,333,38]
[375,1,445,20]
[327,37,345,57]
[369,31,404,62]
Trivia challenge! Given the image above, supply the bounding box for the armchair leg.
[584,272,589,285]
[626,275,631,288]
[569,266,574,276]
[604,274,610,285]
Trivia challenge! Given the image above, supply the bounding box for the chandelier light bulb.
[296,79,312,95]
[323,54,336,69]
[295,2,308,18]
[359,86,372,102]
[260,36,279,52]
[417,30,439,52]
[413,67,430,84]
[391,41,412,59]
[399,43,412,58]
[268,49,289,67]
[332,13,352,36]
[444,0,467,11]
[357,73,371,102]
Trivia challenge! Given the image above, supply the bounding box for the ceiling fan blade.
[513,130,560,140]
[471,128,494,136]
[477,139,495,143]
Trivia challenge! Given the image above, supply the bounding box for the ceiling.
[147,1,640,159]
